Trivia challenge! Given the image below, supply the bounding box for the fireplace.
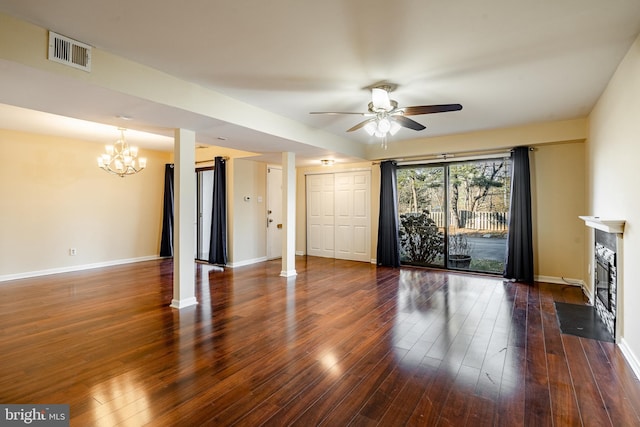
[579,216,625,341]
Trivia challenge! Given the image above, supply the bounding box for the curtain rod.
[371,147,534,165]
[195,156,229,165]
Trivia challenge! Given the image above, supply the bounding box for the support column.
[280,152,297,277]
[170,128,198,309]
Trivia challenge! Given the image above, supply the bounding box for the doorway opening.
[195,167,214,261]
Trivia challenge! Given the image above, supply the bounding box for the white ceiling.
[0,0,639,165]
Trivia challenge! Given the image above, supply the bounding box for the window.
[397,157,511,274]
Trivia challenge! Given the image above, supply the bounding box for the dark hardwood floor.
[1,257,639,426]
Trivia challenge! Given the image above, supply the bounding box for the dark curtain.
[377,160,400,267]
[208,156,228,265]
[504,146,534,283]
[159,164,174,257]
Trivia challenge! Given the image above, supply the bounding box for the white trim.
[295,251,305,256]
[227,256,268,268]
[280,269,297,277]
[579,216,625,234]
[0,255,160,283]
[535,275,585,287]
[535,275,591,301]
[619,337,640,380]
[170,297,198,309]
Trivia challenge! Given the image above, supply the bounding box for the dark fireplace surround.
[594,229,617,337]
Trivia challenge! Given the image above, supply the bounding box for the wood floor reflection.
[1,257,639,426]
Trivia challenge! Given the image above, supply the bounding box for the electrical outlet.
[69,248,77,256]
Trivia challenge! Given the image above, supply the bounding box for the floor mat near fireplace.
[554,302,614,342]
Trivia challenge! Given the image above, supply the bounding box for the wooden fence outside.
[428,210,509,231]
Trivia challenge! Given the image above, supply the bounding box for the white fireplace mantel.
[579,216,626,234]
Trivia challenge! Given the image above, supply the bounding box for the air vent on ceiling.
[47,31,92,72]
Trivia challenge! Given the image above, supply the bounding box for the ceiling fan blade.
[347,118,375,132]
[393,115,426,131]
[401,104,463,116]
[309,111,370,115]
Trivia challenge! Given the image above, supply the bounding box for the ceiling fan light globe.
[377,117,391,133]
[364,121,377,136]
[371,87,391,110]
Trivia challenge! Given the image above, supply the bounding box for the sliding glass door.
[397,165,446,268]
[398,157,511,274]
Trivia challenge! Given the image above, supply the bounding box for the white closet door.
[306,173,335,258]
[306,170,370,262]
[334,171,370,262]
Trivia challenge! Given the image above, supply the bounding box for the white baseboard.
[0,255,161,283]
[535,275,585,287]
[228,253,307,268]
[535,275,592,301]
[227,256,268,268]
[619,337,640,380]
[170,297,198,309]
[280,269,297,277]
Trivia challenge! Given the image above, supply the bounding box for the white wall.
[588,33,640,367]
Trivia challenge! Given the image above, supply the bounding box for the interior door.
[266,166,283,260]
[306,173,335,258]
[334,171,370,262]
[306,171,370,262]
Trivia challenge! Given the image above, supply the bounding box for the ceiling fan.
[310,84,462,138]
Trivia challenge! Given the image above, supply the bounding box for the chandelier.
[97,128,147,177]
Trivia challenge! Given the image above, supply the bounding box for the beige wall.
[367,117,587,160]
[228,158,267,265]
[294,141,587,277]
[531,142,586,281]
[588,34,640,361]
[2,128,587,284]
[0,129,171,278]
